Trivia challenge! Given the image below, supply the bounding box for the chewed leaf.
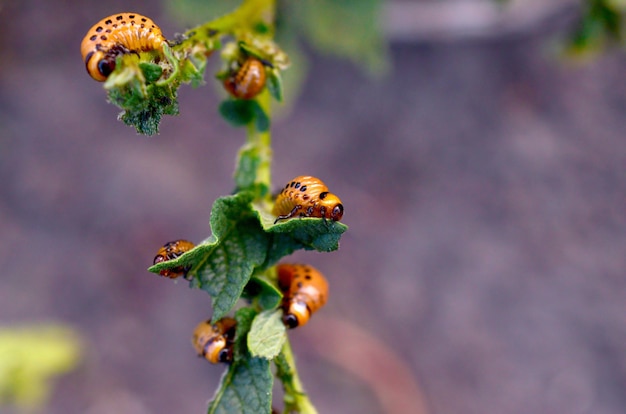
[195,216,268,321]
[189,193,270,321]
[247,309,286,360]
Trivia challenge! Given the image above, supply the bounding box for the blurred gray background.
[1,1,625,413]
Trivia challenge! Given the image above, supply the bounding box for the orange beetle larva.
[81,13,166,81]
[191,317,237,364]
[272,176,344,224]
[223,57,267,99]
[277,263,329,329]
[153,240,195,279]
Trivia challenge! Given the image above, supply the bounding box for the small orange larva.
[81,13,166,81]
[192,317,237,364]
[277,263,329,329]
[223,57,267,99]
[153,240,195,279]
[272,176,344,224]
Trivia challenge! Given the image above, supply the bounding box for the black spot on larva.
[100,35,107,41]
[294,182,301,189]
[304,275,311,280]
[112,24,118,28]
[141,17,147,22]
[290,181,296,188]
[297,282,303,288]
[90,35,97,41]
[131,21,135,25]
[319,192,328,200]
[105,29,111,33]
[140,23,145,28]
[284,183,290,189]
[300,186,307,192]
[116,15,123,20]
[105,19,112,25]
[302,195,310,200]
[129,14,135,18]
[95,26,103,32]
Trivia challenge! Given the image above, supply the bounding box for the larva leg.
[274,205,302,224]
[319,206,328,224]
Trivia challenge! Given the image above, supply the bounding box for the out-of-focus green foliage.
[564,0,626,57]
[165,0,243,27]
[287,0,388,75]
[0,324,82,412]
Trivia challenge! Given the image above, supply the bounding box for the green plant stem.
[247,91,273,199]
[277,339,318,414]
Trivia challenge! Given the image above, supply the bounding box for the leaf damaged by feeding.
[189,192,270,321]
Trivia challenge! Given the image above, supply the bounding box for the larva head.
[319,191,344,221]
[191,318,236,364]
[84,51,114,81]
[283,300,310,329]
[80,20,116,82]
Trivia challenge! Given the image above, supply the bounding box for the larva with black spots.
[81,13,166,81]
[272,176,344,223]
[277,263,329,329]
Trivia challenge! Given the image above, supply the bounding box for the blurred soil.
[0,1,625,413]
